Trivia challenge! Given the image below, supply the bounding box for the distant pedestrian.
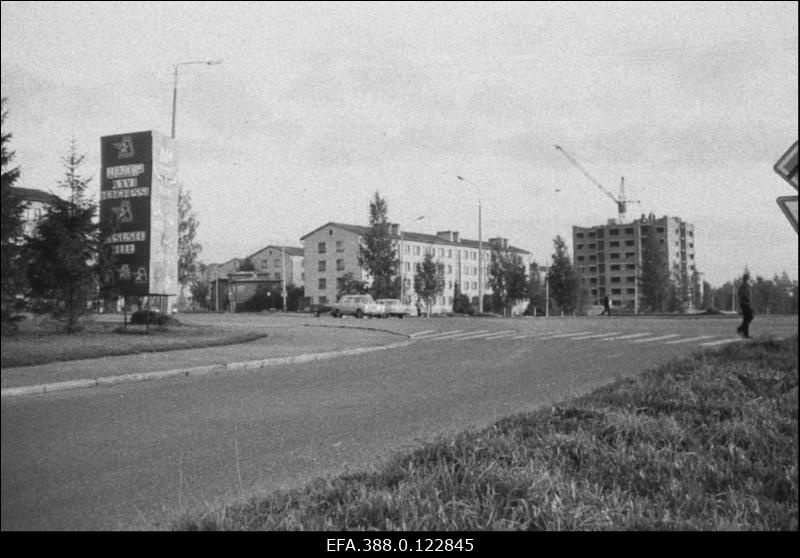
[736,272,754,338]
[415,300,422,317]
[599,295,611,316]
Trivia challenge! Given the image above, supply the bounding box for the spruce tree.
[26,139,100,332]
[358,191,399,299]
[1,97,24,319]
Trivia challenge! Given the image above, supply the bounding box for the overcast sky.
[2,1,797,286]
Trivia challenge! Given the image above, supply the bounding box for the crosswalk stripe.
[410,330,437,338]
[476,330,518,340]
[450,331,507,341]
[632,334,681,343]
[444,330,491,339]
[569,332,621,341]
[700,338,744,347]
[602,333,652,341]
[422,330,464,340]
[538,331,594,340]
[663,335,716,345]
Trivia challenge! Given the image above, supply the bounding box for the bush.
[129,310,177,326]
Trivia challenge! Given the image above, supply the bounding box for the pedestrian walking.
[599,295,611,316]
[736,272,754,338]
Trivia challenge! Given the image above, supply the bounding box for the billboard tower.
[100,130,178,311]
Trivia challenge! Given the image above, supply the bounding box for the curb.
[1,338,414,398]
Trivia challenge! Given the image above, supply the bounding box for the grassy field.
[1,316,268,368]
[174,336,798,531]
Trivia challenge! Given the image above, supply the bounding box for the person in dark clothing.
[599,295,611,316]
[736,272,754,338]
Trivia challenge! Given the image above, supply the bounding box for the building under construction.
[572,214,700,312]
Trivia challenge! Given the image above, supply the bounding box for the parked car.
[376,298,412,318]
[328,294,387,318]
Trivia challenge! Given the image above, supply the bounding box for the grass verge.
[174,336,798,531]
[1,318,268,368]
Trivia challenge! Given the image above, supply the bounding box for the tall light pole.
[400,216,425,304]
[171,59,223,138]
[456,175,484,313]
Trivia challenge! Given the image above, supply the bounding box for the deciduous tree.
[413,252,444,317]
[547,235,579,315]
[178,184,202,309]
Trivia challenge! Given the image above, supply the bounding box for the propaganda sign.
[100,130,178,297]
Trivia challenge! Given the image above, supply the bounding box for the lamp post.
[171,59,223,138]
[456,175,484,313]
[400,216,425,304]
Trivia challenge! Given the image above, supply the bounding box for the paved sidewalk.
[1,325,412,397]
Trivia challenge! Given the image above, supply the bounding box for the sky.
[1,1,797,287]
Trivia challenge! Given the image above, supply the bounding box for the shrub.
[129,310,177,326]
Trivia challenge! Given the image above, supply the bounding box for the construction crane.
[555,145,640,223]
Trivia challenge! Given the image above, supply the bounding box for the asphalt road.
[2,314,796,530]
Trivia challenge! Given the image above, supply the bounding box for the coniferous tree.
[26,139,100,332]
[1,97,24,319]
[358,191,399,299]
[547,235,579,315]
[413,252,444,317]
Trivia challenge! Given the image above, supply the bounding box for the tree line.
[1,98,202,332]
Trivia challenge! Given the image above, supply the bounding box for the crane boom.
[555,145,618,204]
[555,144,639,223]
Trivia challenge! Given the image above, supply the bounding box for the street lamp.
[456,175,484,313]
[171,59,223,138]
[400,215,425,304]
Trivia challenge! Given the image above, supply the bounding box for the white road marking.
[421,330,464,340]
[663,335,716,345]
[700,338,744,347]
[632,334,681,343]
[568,332,621,341]
[602,333,652,341]
[410,330,438,338]
[538,331,594,340]
[476,330,518,340]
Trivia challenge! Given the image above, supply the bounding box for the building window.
[404,261,411,272]
[414,245,420,256]
[319,296,328,305]
[576,232,584,238]
[625,240,634,246]
[610,253,620,259]
[336,240,344,252]
[337,277,345,291]
[611,277,621,283]
[610,229,620,236]
[336,259,345,271]
[447,264,452,274]
[447,249,452,258]
[275,272,281,280]
[318,278,326,290]
[318,242,326,254]
[610,264,620,271]
[318,260,326,272]
[274,259,280,267]
[624,228,634,234]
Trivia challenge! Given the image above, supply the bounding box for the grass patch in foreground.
[1,318,268,368]
[175,336,798,531]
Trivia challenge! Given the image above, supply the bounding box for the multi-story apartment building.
[301,222,531,313]
[572,214,699,312]
[247,245,305,288]
[12,187,61,238]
